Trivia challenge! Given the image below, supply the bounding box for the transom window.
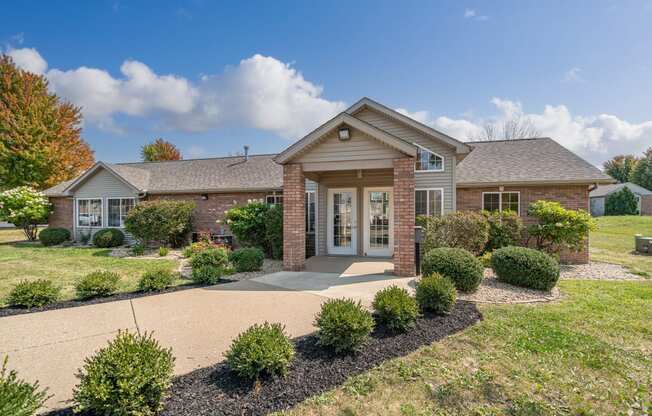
[108,198,135,227]
[482,192,520,214]
[77,199,102,227]
[266,192,283,206]
[415,145,444,172]
[415,189,443,220]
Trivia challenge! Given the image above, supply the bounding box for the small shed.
[590,182,652,216]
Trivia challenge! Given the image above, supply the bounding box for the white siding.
[295,127,403,163]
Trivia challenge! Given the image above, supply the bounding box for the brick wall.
[283,164,305,271]
[393,158,416,276]
[641,195,652,216]
[48,197,73,231]
[456,185,591,263]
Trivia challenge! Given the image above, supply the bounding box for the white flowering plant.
[0,187,51,241]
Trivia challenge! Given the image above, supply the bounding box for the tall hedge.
[124,200,195,247]
[225,201,283,258]
[419,211,489,256]
[605,187,639,216]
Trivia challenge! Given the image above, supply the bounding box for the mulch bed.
[46,301,481,416]
[0,279,235,318]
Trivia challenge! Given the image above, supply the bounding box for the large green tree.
[141,138,182,162]
[631,148,652,191]
[0,55,94,190]
[603,154,639,183]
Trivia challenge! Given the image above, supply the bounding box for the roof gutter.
[456,178,616,188]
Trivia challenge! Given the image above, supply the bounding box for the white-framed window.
[414,144,444,172]
[77,198,103,227]
[482,192,520,215]
[108,198,136,227]
[415,188,444,220]
[266,192,283,206]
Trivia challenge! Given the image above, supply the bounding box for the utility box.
[635,234,652,254]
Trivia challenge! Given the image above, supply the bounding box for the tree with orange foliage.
[0,54,94,190]
[141,138,182,161]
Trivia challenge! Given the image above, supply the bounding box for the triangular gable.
[63,161,142,194]
[345,97,471,154]
[274,113,417,164]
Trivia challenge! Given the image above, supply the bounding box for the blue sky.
[3,0,652,166]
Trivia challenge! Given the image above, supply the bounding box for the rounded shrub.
[229,247,264,272]
[138,270,175,292]
[415,273,457,314]
[314,298,375,353]
[92,228,125,248]
[421,247,483,293]
[189,247,229,269]
[38,227,70,246]
[73,331,174,416]
[131,243,145,256]
[7,280,60,309]
[191,265,224,285]
[491,246,560,291]
[75,271,120,299]
[371,286,419,332]
[0,356,49,416]
[224,322,295,380]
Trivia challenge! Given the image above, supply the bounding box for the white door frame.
[363,187,394,257]
[327,188,357,255]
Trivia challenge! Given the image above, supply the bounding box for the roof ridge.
[465,137,552,144]
[114,153,279,166]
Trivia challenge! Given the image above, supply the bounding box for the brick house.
[44,97,613,275]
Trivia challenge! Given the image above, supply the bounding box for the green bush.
[480,251,493,268]
[191,265,225,285]
[491,246,560,291]
[7,280,60,308]
[158,246,169,257]
[224,322,295,380]
[92,228,125,248]
[124,200,195,248]
[38,227,70,246]
[225,201,283,258]
[419,211,489,256]
[527,200,595,255]
[314,298,375,353]
[229,247,264,272]
[72,331,174,416]
[131,243,145,256]
[483,210,524,251]
[76,271,120,299]
[372,286,419,332]
[264,204,283,260]
[0,356,49,416]
[182,241,214,258]
[189,247,229,270]
[415,273,457,314]
[605,187,639,215]
[138,270,175,292]
[421,247,483,292]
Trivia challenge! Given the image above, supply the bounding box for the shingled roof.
[456,138,613,187]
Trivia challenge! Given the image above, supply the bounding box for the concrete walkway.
[0,272,414,411]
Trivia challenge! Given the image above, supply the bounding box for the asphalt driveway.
[0,272,413,411]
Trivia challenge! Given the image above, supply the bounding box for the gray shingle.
[457,138,613,186]
[590,182,652,198]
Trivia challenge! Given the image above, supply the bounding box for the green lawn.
[0,229,182,307]
[0,227,29,243]
[591,215,652,277]
[283,280,652,416]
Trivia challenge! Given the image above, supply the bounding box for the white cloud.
[464,8,477,18]
[464,8,489,21]
[7,48,345,139]
[397,98,652,165]
[7,47,47,74]
[563,67,585,83]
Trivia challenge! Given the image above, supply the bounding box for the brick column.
[283,164,306,271]
[393,158,416,277]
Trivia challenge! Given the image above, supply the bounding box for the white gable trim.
[63,161,141,194]
[345,97,471,154]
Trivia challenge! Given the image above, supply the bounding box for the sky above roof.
[2,0,651,167]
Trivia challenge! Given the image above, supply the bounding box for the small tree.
[631,148,652,191]
[526,200,595,254]
[124,200,195,247]
[605,187,639,215]
[224,201,269,249]
[264,204,283,259]
[141,138,181,162]
[603,154,639,183]
[0,187,50,241]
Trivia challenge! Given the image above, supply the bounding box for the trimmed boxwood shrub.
[0,356,49,416]
[189,247,229,269]
[421,247,483,292]
[229,247,264,272]
[371,286,419,332]
[72,331,174,416]
[76,271,120,299]
[415,273,457,314]
[314,298,375,353]
[7,280,61,308]
[92,228,125,248]
[38,227,70,246]
[491,246,560,291]
[224,322,295,380]
[138,270,175,292]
